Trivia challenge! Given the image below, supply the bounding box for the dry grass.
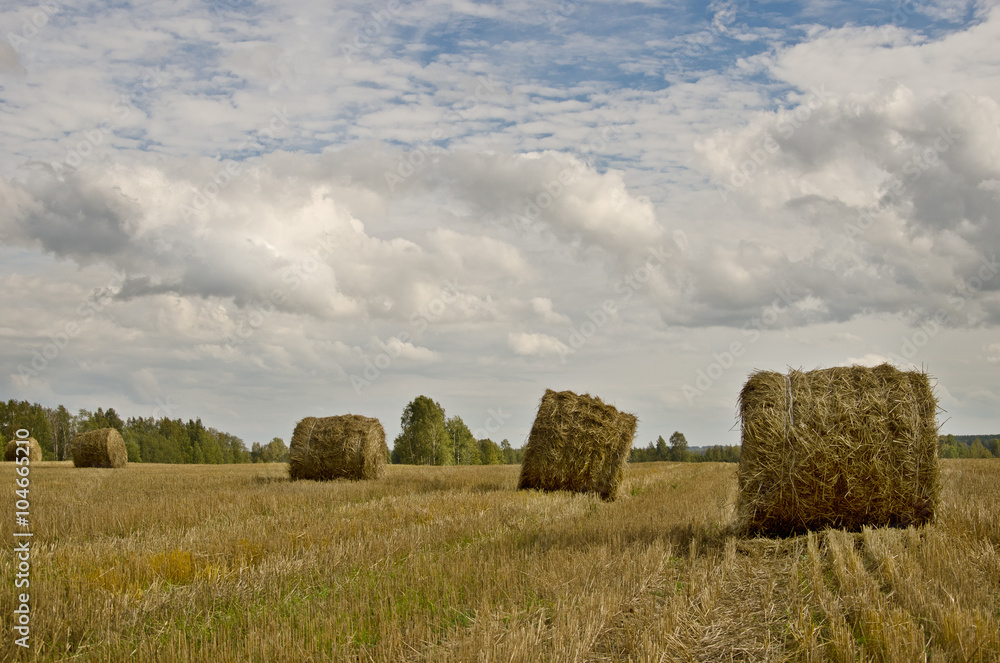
[0,459,997,662]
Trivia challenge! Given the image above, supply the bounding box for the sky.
[1,0,999,450]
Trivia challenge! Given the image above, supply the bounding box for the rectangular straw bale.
[4,437,42,462]
[289,415,388,481]
[518,389,637,501]
[736,363,940,536]
[72,428,128,468]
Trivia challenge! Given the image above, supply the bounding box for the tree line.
[391,395,522,465]
[6,397,993,466]
[0,399,286,464]
[938,434,1000,459]
[628,431,741,463]
[630,433,1000,462]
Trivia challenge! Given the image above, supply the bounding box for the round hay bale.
[518,389,638,501]
[736,364,940,536]
[4,437,42,462]
[289,415,388,481]
[72,428,128,468]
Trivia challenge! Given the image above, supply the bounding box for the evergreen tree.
[633,441,655,462]
[655,435,669,461]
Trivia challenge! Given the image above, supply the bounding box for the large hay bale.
[737,364,940,536]
[4,437,41,462]
[72,428,128,468]
[289,415,388,481]
[518,389,637,501]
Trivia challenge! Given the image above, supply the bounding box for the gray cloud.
[694,84,1000,327]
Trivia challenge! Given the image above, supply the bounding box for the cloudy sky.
[2,0,999,450]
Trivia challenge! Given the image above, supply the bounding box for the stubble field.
[1,459,998,662]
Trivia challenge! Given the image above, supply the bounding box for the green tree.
[989,438,1000,458]
[669,431,689,462]
[500,439,521,464]
[122,429,143,462]
[127,416,182,463]
[939,434,960,458]
[2,400,53,457]
[249,439,288,463]
[970,438,992,459]
[216,431,250,463]
[80,407,125,434]
[630,441,655,462]
[47,404,74,460]
[655,435,669,461]
[266,437,289,463]
[393,396,453,465]
[445,415,479,465]
[477,438,502,465]
[157,418,194,463]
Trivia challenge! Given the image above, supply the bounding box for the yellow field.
[1,460,998,662]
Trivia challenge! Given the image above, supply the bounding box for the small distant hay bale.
[736,364,940,536]
[518,389,637,501]
[72,428,128,468]
[289,415,388,481]
[4,437,41,462]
